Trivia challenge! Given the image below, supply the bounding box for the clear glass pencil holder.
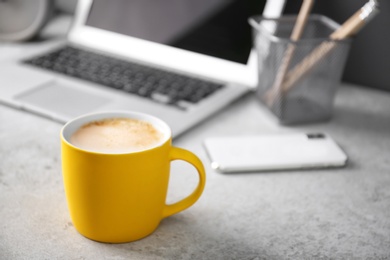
[249,15,352,124]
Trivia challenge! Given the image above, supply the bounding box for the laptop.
[0,0,284,137]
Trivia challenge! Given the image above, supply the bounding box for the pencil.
[264,0,315,106]
[280,0,379,94]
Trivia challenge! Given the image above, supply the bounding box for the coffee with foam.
[70,118,164,153]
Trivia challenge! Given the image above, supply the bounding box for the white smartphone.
[203,133,347,173]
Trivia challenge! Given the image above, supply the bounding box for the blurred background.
[5,0,389,92]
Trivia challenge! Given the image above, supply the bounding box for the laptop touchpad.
[15,82,110,117]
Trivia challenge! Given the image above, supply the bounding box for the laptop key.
[151,93,171,104]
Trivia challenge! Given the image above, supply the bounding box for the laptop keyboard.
[23,46,224,110]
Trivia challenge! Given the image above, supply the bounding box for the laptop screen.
[86,0,265,64]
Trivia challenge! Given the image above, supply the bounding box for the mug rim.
[61,110,172,155]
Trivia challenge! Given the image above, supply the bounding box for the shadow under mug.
[60,111,206,243]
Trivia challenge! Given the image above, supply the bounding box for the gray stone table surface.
[1,80,390,259]
[1,17,390,260]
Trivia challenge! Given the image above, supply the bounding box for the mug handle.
[162,146,206,218]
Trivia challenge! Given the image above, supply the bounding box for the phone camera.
[307,133,325,139]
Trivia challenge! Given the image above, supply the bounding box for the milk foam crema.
[70,118,164,153]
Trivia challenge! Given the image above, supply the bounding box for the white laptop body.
[0,0,284,137]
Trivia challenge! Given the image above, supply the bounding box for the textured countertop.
[1,80,390,259]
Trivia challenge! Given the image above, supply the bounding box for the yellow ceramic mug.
[60,111,206,243]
